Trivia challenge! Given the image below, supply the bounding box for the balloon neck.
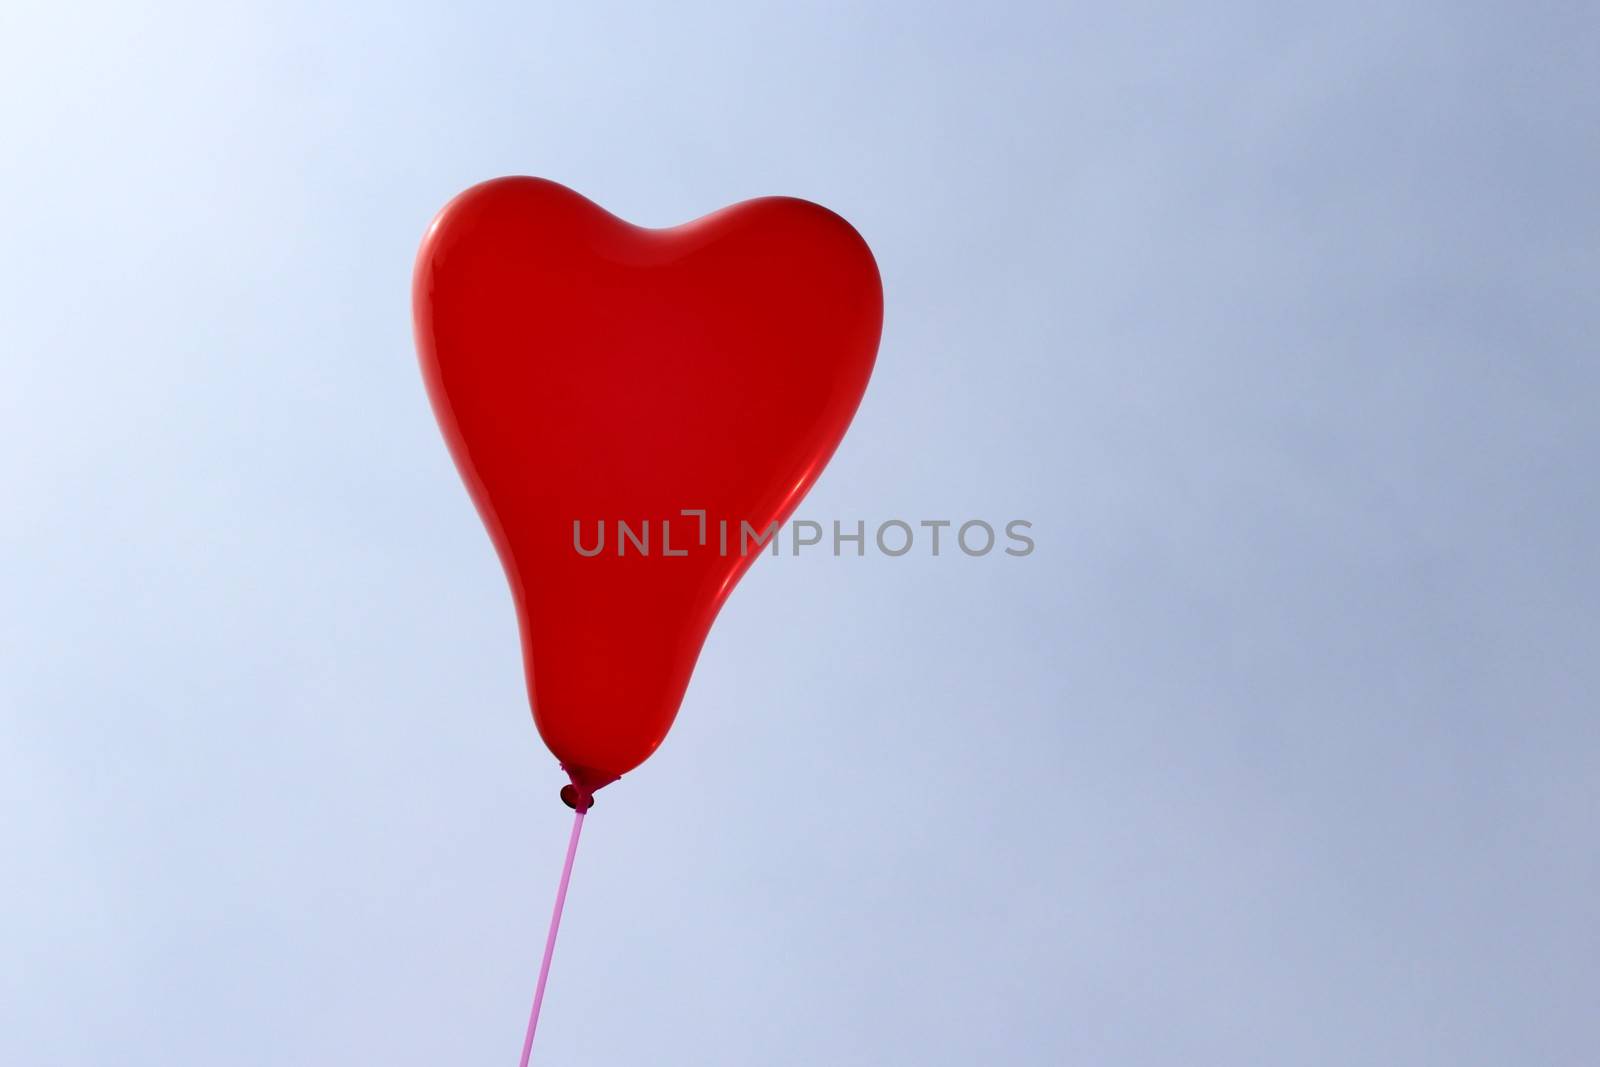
[559,764,619,812]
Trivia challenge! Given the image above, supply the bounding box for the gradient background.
[4,3,1597,1064]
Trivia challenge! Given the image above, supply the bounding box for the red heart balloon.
[412,177,882,806]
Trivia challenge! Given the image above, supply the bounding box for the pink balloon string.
[519,808,585,1067]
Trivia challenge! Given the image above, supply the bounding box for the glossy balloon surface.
[413,177,882,796]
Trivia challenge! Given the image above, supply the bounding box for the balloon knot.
[559,764,619,812]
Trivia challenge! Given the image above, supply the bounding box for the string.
[519,808,585,1067]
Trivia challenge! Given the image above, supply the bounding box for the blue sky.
[3,2,1597,1064]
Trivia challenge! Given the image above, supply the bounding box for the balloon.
[412,177,882,808]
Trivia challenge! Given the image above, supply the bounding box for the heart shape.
[413,177,882,801]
